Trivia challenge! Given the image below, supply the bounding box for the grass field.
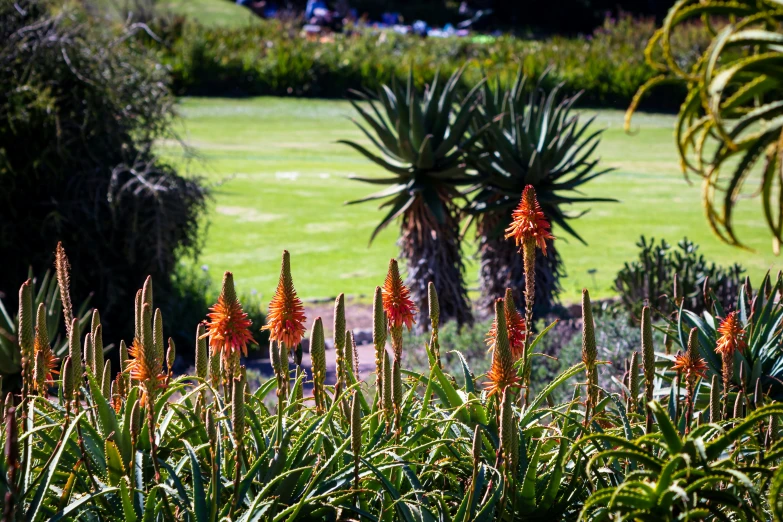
[161,0,260,27]
[159,97,779,307]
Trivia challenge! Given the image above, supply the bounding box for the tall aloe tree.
[340,69,481,327]
[466,71,614,315]
[627,0,783,253]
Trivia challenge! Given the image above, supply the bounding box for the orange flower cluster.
[263,251,307,349]
[672,350,708,379]
[484,298,522,400]
[486,291,526,361]
[715,311,746,356]
[204,272,256,358]
[382,259,417,331]
[505,185,554,255]
[127,338,165,391]
[34,335,58,386]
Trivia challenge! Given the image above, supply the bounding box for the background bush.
[615,236,745,320]
[0,0,207,347]
[148,12,703,109]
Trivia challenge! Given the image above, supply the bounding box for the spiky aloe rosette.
[627,0,783,252]
[340,68,478,327]
[6,243,783,522]
[466,70,614,316]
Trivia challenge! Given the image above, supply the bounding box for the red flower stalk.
[382,259,417,332]
[484,298,522,400]
[672,349,708,380]
[126,303,166,402]
[33,304,58,388]
[486,289,526,361]
[203,272,257,359]
[715,311,745,405]
[505,185,554,255]
[262,251,306,350]
[715,311,746,356]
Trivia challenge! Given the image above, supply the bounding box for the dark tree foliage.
[307,0,677,34]
[481,0,676,34]
[0,0,207,342]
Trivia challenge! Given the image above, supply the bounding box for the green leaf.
[49,487,118,522]
[649,401,683,454]
[26,411,86,522]
[520,440,541,509]
[184,441,209,522]
[106,440,126,487]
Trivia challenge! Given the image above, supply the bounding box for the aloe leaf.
[26,410,86,522]
[184,440,209,522]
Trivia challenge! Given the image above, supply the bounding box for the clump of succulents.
[0,234,781,521]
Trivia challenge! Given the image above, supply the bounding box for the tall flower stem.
[715,311,745,420]
[582,290,597,426]
[521,237,535,406]
[505,186,553,407]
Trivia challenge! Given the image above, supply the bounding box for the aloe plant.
[627,0,783,252]
[675,271,783,400]
[0,270,91,391]
[340,69,482,327]
[2,244,783,520]
[576,401,783,521]
[466,70,614,315]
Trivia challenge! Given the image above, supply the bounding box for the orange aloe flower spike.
[381,259,417,331]
[203,271,257,359]
[715,311,746,356]
[484,298,522,400]
[126,302,166,401]
[262,251,307,350]
[486,289,526,361]
[34,303,58,386]
[672,350,709,380]
[505,185,554,255]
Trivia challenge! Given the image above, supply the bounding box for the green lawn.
[159,97,779,307]
[160,0,260,27]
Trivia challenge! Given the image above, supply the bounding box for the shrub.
[615,236,744,319]
[0,0,207,342]
[147,12,701,109]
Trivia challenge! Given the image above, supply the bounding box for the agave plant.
[627,0,783,252]
[466,70,614,315]
[340,69,482,327]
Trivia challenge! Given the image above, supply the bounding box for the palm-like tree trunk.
[477,210,562,318]
[400,195,473,329]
